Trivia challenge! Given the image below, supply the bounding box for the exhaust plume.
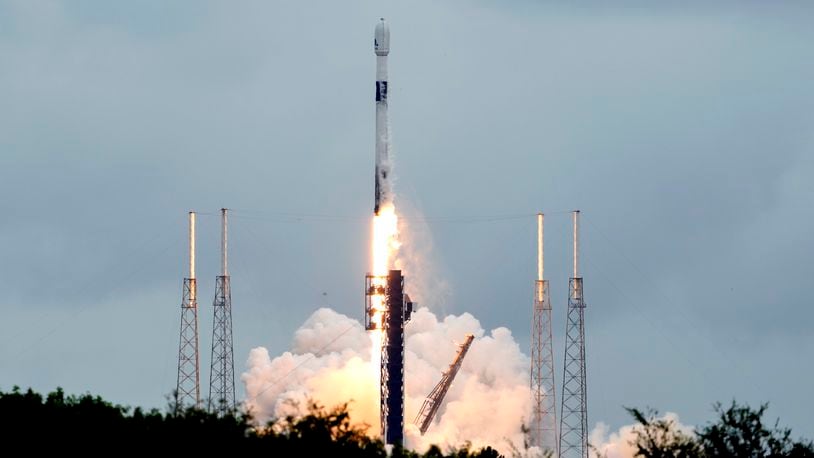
[242,306,535,455]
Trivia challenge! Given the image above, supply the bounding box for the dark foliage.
[625,402,814,458]
[0,386,248,451]
[0,387,502,456]
[697,402,814,458]
[623,407,701,458]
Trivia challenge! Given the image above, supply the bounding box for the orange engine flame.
[370,203,400,329]
[369,202,400,389]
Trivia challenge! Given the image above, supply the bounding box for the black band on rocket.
[376,81,388,102]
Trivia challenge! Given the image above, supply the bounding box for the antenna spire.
[189,211,196,280]
[221,208,228,276]
[573,210,580,279]
[537,213,544,282]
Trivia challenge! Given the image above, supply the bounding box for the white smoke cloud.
[589,412,693,458]
[242,306,538,455]
[242,308,379,425]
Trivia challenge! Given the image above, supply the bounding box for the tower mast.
[176,211,201,409]
[209,208,236,414]
[531,213,558,454]
[559,210,588,458]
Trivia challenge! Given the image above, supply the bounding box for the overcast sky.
[0,0,812,437]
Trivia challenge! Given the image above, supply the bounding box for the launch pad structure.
[366,271,414,446]
[414,333,475,435]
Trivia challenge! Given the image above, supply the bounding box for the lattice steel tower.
[176,211,201,409]
[415,333,475,435]
[365,270,414,446]
[209,208,235,414]
[531,213,558,454]
[559,210,587,458]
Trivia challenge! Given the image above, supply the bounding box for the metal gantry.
[415,334,475,435]
[208,209,235,415]
[365,270,414,446]
[382,270,412,446]
[531,213,558,454]
[559,211,588,458]
[176,212,201,410]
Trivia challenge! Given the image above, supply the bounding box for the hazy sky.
[1,1,812,438]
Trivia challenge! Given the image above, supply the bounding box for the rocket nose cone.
[374,18,390,56]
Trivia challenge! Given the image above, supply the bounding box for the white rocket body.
[374,18,390,215]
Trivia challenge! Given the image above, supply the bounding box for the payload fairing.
[374,18,390,215]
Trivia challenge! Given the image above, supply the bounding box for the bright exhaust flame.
[370,202,400,383]
[372,204,399,276]
[371,203,400,319]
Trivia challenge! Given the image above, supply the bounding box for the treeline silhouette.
[3,386,810,457]
[0,387,499,456]
[620,402,814,458]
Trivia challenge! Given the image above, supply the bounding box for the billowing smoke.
[589,413,693,458]
[242,306,535,455]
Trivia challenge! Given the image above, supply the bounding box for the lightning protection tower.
[209,208,235,415]
[176,211,201,410]
[559,210,588,458]
[531,213,558,454]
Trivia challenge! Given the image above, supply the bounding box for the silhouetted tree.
[625,407,701,458]
[253,401,386,456]
[697,402,814,458]
[626,401,814,458]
